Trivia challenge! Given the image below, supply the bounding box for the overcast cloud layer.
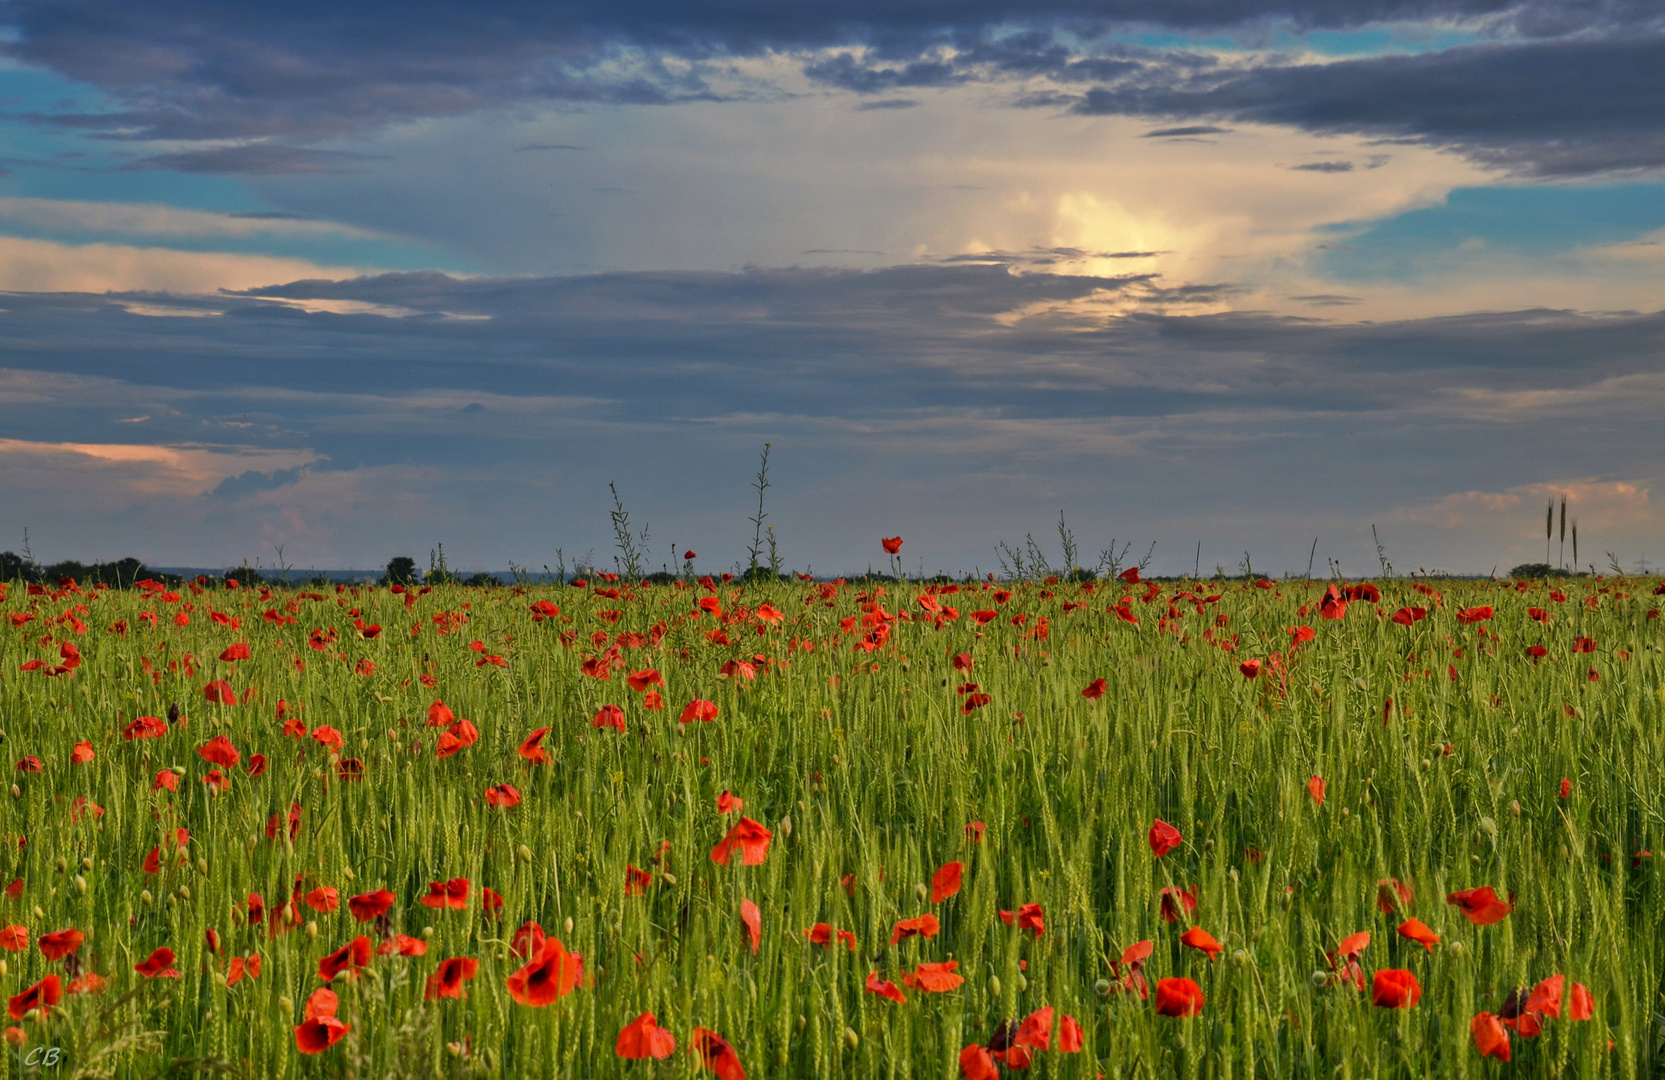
[0,0,1659,574]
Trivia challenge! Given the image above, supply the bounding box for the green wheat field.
[1,569,1662,1078]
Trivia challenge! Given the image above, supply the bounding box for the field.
[1,568,1662,1078]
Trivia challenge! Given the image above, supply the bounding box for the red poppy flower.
[626,669,664,692]
[14,757,42,773]
[591,704,626,732]
[1307,775,1326,806]
[485,783,522,808]
[710,817,772,866]
[1376,877,1413,914]
[347,889,395,922]
[1154,977,1205,1017]
[902,960,964,992]
[1455,605,1494,624]
[506,937,584,1007]
[960,692,991,715]
[378,934,427,957]
[152,769,179,792]
[1180,925,1223,961]
[197,734,239,767]
[1397,918,1441,952]
[318,935,372,981]
[1014,1007,1053,1050]
[518,727,551,764]
[134,947,181,979]
[965,820,986,843]
[881,537,903,554]
[1239,659,1261,679]
[931,861,963,902]
[998,903,1045,938]
[804,923,857,950]
[420,879,471,910]
[716,790,743,814]
[1328,931,1370,990]
[1289,624,1317,643]
[1573,636,1597,654]
[203,680,236,704]
[68,972,108,995]
[39,928,83,960]
[219,643,251,662]
[311,725,344,750]
[1570,982,1594,1020]
[692,1026,746,1079]
[294,987,349,1054]
[679,699,720,725]
[622,864,653,897]
[1081,677,1107,700]
[864,970,906,1003]
[1390,607,1427,626]
[740,898,761,954]
[1446,886,1513,925]
[1058,1014,1084,1053]
[305,887,340,913]
[247,753,267,776]
[0,926,25,952]
[1159,884,1198,922]
[1526,644,1548,660]
[1148,818,1183,857]
[69,741,94,764]
[7,975,61,1021]
[510,920,546,959]
[1523,974,1564,1019]
[1559,778,1572,799]
[890,913,940,945]
[615,1011,676,1059]
[1471,1012,1510,1061]
[1372,968,1421,1009]
[123,715,168,740]
[424,957,479,1001]
[480,887,503,918]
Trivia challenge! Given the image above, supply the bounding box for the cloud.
[1069,36,1665,177]
[3,0,1658,156]
[0,234,365,293]
[0,196,383,240]
[123,143,378,175]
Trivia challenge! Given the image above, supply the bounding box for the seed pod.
[74,875,87,895]
[140,890,154,906]
[843,1028,859,1051]
[989,976,1002,997]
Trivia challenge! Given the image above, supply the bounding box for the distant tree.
[1508,562,1568,579]
[463,572,499,587]
[383,556,419,586]
[1,550,43,582]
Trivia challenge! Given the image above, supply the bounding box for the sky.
[0,0,1661,578]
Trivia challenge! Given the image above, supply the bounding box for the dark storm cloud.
[3,0,1660,155]
[1070,35,1665,177]
[0,266,1658,440]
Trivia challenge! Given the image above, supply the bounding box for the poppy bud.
[989,976,1002,997]
[1093,979,1111,996]
[780,816,793,838]
[1015,973,1028,992]
[564,917,574,935]
[343,867,355,881]
[1421,759,1432,770]
[54,856,67,873]
[844,1028,859,1051]
[81,857,93,871]
[172,765,186,776]
[796,1015,807,1034]
[213,971,227,988]
[0,960,7,977]
[423,926,436,939]
[178,885,191,900]
[1228,868,1239,884]
[74,875,86,895]
[197,858,209,876]
[1353,677,1368,692]
[661,872,677,885]
[8,785,17,799]
[305,920,318,939]
[1233,950,1248,966]
[1311,970,1331,988]
[1450,942,1465,957]
[1479,817,1497,838]
[1510,800,1521,817]
[915,884,928,903]
[518,844,533,863]
[141,890,153,906]
[279,996,294,1016]
[166,895,177,910]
